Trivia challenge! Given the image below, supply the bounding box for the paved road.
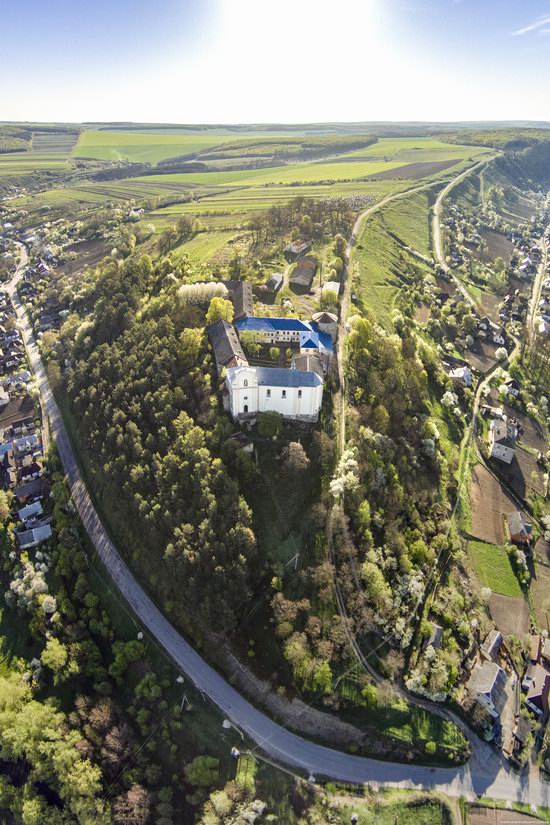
[7,250,550,806]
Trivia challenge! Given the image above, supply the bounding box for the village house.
[225,365,323,422]
[507,511,532,546]
[480,629,502,662]
[17,499,43,526]
[225,280,253,321]
[290,255,318,292]
[208,319,249,375]
[478,316,498,334]
[468,661,507,720]
[16,523,52,550]
[226,431,254,454]
[312,311,338,341]
[510,716,533,764]
[283,240,311,263]
[449,365,473,388]
[488,419,516,464]
[504,378,521,398]
[523,664,550,717]
[493,327,508,347]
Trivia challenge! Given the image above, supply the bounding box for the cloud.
[513,13,550,36]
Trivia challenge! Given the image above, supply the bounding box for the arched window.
[244,379,248,387]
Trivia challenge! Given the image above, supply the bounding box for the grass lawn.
[468,540,523,597]
[336,793,453,825]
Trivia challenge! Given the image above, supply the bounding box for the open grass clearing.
[468,539,523,597]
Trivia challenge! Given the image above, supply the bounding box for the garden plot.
[499,446,546,500]
[469,464,518,544]
[535,537,550,565]
[464,339,498,373]
[530,563,550,631]
[476,228,515,264]
[489,593,529,636]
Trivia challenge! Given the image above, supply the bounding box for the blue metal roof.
[255,367,322,388]
[299,333,320,349]
[235,317,313,333]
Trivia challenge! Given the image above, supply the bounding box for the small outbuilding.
[265,273,284,294]
[507,511,532,546]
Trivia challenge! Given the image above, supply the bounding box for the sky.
[1,0,550,124]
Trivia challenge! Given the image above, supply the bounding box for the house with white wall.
[225,365,323,422]
[488,419,516,464]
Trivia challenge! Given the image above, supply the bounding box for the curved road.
[7,244,550,805]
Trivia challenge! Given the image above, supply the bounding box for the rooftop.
[469,660,505,697]
[255,366,322,388]
[208,319,248,369]
[236,316,313,334]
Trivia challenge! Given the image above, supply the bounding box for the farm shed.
[265,273,283,294]
[290,256,318,291]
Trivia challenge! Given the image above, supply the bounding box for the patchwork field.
[0,130,78,177]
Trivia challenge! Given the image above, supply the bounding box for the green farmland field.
[73,130,271,164]
[468,540,523,597]
[341,136,488,161]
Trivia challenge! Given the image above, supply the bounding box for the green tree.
[41,637,68,682]
[205,296,234,326]
[0,490,10,523]
[184,755,220,787]
[257,411,283,438]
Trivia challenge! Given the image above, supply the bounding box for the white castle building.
[226,365,323,422]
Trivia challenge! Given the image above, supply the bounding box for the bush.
[257,411,283,438]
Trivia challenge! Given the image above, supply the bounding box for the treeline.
[247,195,357,248]
[59,255,256,634]
[0,126,31,154]
[160,134,378,166]
[442,128,550,150]
[495,141,550,187]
